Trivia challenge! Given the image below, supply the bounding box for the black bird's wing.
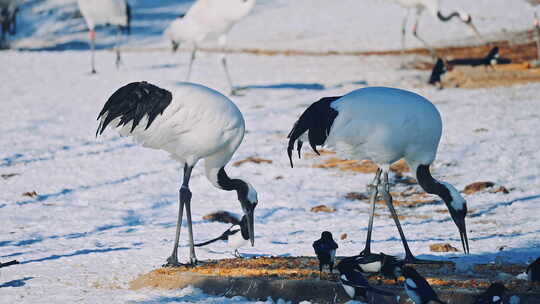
[313,239,332,264]
[96,81,172,135]
[403,267,443,303]
[341,270,395,297]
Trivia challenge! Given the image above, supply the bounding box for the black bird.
[429,47,512,87]
[195,214,250,257]
[527,256,540,282]
[400,266,445,304]
[349,253,401,280]
[428,58,447,87]
[0,260,19,268]
[313,231,338,277]
[336,257,395,301]
[473,282,506,304]
[448,47,510,67]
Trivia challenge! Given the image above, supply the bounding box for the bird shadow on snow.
[18,247,131,265]
[234,80,368,92]
[0,277,34,288]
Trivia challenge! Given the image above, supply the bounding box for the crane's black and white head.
[237,181,257,246]
[439,180,469,254]
[417,165,469,254]
[217,168,257,246]
[457,11,482,40]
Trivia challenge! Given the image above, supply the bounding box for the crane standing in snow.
[390,0,482,57]
[164,0,256,96]
[287,87,469,263]
[77,0,131,74]
[96,81,257,266]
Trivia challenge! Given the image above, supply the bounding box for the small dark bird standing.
[473,282,507,304]
[399,266,445,304]
[313,231,338,278]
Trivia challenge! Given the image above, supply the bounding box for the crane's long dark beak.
[247,208,255,246]
[455,216,470,254]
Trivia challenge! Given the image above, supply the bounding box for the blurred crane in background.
[390,0,482,58]
[77,0,131,74]
[164,0,256,96]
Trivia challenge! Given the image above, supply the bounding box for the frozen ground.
[1,0,540,303]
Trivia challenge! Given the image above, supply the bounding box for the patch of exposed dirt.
[232,157,272,167]
[130,257,540,296]
[442,64,540,89]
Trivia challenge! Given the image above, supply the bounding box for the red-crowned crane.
[390,0,482,57]
[287,86,469,264]
[77,0,131,74]
[164,0,256,96]
[96,81,257,266]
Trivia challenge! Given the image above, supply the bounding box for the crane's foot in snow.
[230,87,246,96]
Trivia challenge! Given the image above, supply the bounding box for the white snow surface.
[1,0,540,303]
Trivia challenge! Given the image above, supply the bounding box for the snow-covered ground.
[1,0,540,303]
[10,0,537,51]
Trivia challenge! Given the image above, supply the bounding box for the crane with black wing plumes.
[96,81,258,266]
[287,87,469,264]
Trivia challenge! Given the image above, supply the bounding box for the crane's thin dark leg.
[381,172,442,264]
[185,183,197,265]
[359,169,382,256]
[534,12,540,64]
[186,46,197,81]
[400,9,410,68]
[164,164,193,267]
[412,11,436,58]
[115,26,122,68]
[90,29,96,74]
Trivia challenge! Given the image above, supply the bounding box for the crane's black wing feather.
[96,81,172,136]
[287,96,341,167]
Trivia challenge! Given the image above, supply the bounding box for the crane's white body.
[164,0,256,95]
[392,0,439,16]
[325,87,442,173]
[115,82,245,185]
[165,0,255,46]
[77,0,129,30]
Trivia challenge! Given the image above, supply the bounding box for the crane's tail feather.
[96,81,172,136]
[286,96,341,167]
